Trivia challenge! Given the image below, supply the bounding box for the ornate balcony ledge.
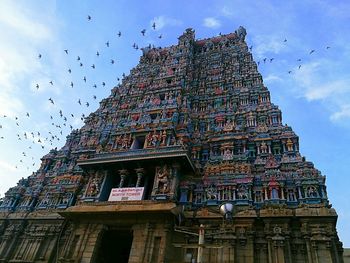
[77,145,195,171]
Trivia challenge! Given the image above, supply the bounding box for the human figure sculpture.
[157,165,170,194]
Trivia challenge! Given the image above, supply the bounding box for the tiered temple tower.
[0,27,343,263]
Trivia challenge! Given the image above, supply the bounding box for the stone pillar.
[281,186,285,200]
[298,186,303,199]
[118,169,128,188]
[135,168,145,187]
[272,239,285,263]
[264,187,268,201]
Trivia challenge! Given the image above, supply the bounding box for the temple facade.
[0,27,343,263]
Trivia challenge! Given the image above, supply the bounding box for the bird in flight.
[326,46,331,49]
[309,49,315,54]
[64,49,68,54]
[152,22,156,30]
[77,56,80,61]
[36,84,39,90]
[96,51,100,56]
[91,64,95,69]
[49,98,54,104]
[158,34,162,39]
[117,31,121,37]
[70,81,74,88]
[49,81,53,85]
[83,76,87,82]
[38,54,42,59]
[111,59,115,64]
[87,15,91,21]
[283,38,287,42]
[141,29,146,36]
[106,41,109,47]
[68,69,72,73]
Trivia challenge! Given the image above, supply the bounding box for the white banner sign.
[108,187,144,201]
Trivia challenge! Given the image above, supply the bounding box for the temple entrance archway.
[96,229,133,263]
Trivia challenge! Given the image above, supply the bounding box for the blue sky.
[0,0,349,246]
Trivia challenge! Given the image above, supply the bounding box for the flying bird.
[78,99,81,105]
[86,102,89,107]
[36,84,39,90]
[80,62,83,67]
[106,41,109,47]
[158,34,162,39]
[152,22,156,30]
[269,58,274,63]
[70,81,74,88]
[68,68,72,73]
[87,15,91,21]
[96,51,100,56]
[102,82,106,87]
[83,76,86,82]
[91,64,95,69]
[64,49,68,54]
[117,31,121,37]
[49,81,53,85]
[298,65,302,69]
[288,70,292,74]
[283,38,287,42]
[38,54,42,59]
[49,98,54,104]
[309,49,315,54]
[111,59,115,64]
[141,29,146,36]
[77,56,81,61]
[326,46,331,49]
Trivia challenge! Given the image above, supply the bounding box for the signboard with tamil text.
[108,187,144,201]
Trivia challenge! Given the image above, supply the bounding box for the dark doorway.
[96,229,133,263]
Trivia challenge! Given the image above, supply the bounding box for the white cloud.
[290,59,350,122]
[331,104,350,121]
[0,1,53,41]
[253,35,286,58]
[151,16,182,31]
[0,92,24,118]
[292,61,350,101]
[264,74,282,83]
[221,6,234,17]
[203,17,221,29]
[0,160,17,173]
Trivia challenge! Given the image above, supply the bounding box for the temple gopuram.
[0,27,344,263]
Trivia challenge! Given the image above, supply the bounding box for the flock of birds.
[251,38,331,74]
[0,16,161,172]
[0,15,333,174]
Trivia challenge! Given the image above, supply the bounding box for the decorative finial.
[235,26,247,41]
